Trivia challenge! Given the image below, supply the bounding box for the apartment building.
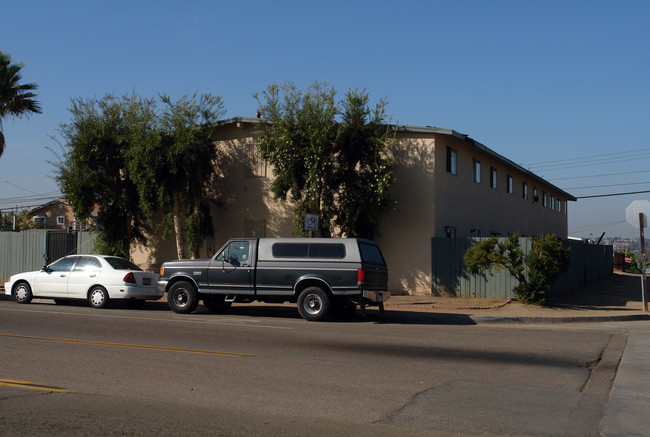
[136,117,575,295]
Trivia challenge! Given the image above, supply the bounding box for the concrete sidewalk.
[384,272,650,323]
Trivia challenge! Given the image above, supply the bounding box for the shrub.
[464,234,570,305]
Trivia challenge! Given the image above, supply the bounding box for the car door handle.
[59,274,67,278]
[89,274,96,278]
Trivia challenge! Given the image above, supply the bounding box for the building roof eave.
[214,118,577,202]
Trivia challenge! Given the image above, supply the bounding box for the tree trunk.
[190,193,201,260]
[173,192,186,259]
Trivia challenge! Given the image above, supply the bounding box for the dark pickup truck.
[157,237,389,321]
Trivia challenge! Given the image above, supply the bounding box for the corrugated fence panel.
[1,231,97,282]
[432,237,613,299]
[76,231,98,255]
[1,230,48,280]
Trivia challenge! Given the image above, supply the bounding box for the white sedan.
[4,255,162,309]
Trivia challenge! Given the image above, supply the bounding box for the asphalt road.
[0,297,634,436]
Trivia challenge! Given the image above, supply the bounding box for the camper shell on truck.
[157,238,389,321]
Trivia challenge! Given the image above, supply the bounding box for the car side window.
[74,257,101,271]
[48,257,78,272]
[217,241,250,266]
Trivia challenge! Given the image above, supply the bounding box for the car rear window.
[272,243,345,259]
[359,242,386,265]
[105,257,142,271]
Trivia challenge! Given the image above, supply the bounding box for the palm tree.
[0,50,42,157]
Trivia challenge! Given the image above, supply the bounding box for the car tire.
[125,299,146,309]
[297,286,331,321]
[203,294,232,314]
[168,281,199,314]
[14,282,33,304]
[88,286,110,309]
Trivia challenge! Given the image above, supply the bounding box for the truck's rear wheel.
[168,281,199,314]
[297,287,331,321]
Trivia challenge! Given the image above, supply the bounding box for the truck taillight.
[123,272,136,284]
[357,269,365,285]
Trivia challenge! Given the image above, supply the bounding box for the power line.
[550,170,650,181]
[533,154,650,172]
[566,181,650,190]
[576,190,650,199]
[523,147,650,167]
[570,220,627,233]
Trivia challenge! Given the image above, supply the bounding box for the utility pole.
[640,213,648,312]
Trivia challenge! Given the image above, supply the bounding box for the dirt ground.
[386,272,650,321]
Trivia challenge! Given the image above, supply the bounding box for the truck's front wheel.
[168,281,199,314]
[297,287,331,321]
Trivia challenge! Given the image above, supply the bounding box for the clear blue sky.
[1,0,649,238]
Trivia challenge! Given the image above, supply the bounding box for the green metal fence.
[431,237,613,298]
[0,230,97,282]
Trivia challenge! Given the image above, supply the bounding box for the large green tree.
[128,93,225,259]
[334,90,396,239]
[0,50,42,157]
[55,94,157,257]
[254,81,396,239]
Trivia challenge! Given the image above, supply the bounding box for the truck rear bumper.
[362,290,390,303]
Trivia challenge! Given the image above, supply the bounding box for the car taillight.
[357,269,365,285]
[123,272,136,284]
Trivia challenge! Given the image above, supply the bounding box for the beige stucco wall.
[375,133,437,295]
[434,135,569,239]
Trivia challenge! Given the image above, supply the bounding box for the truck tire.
[203,294,232,314]
[297,287,331,321]
[168,281,199,314]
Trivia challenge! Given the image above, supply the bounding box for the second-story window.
[507,175,513,194]
[446,146,458,175]
[543,192,547,207]
[523,182,528,200]
[490,167,497,189]
[473,159,481,183]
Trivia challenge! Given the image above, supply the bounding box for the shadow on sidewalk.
[550,272,644,311]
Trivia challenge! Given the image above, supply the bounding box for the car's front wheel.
[88,286,110,309]
[14,282,33,304]
[168,281,199,314]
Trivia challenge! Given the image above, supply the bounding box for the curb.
[470,314,650,324]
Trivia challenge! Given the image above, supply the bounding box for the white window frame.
[490,167,497,189]
[446,146,458,175]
